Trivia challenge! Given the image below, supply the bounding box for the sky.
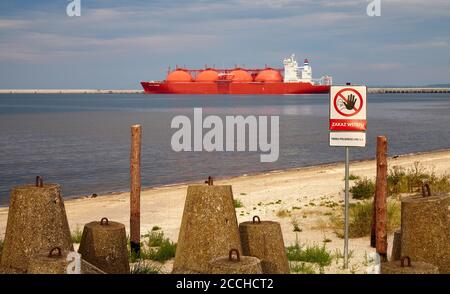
[0,0,449,88]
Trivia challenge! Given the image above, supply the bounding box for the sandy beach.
[1,149,450,273]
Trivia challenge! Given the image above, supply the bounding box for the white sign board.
[330,131,366,147]
[329,85,367,147]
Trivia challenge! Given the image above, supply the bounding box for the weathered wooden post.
[130,124,141,256]
[375,136,388,261]
[370,203,376,248]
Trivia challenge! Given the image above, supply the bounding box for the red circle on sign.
[333,88,363,117]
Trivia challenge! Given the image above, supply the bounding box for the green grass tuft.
[143,239,177,262]
[71,227,83,244]
[234,198,244,208]
[286,243,332,269]
[144,231,165,247]
[130,231,177,263]
[348,174,361,180]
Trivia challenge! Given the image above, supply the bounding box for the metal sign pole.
[344,146,350,269]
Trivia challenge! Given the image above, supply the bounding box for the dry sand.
[1,149,450,274]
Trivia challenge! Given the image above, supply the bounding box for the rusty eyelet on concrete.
[100,217,109,225]
[49,247,62,258]
[252,216,261,224]
[35,176,43,188]
[204,176,213,186]
[229,249,240,262]
[400,256,411,267]
[422,183,431,197]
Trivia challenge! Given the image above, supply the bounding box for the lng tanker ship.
[141,54,332,94]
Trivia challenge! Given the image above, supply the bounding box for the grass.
[349,177,375,199]
[291,218,302,232]
[144,231,165,247]
[333,249,354,265]
[130,231,177,263]
[71,227,83,244]
[130,261,161,274]
[290,262,316,274]
[388,162,450,195]
[234,198,244,208]
[286,242,332,271]
[330,200,401,238]
[348,174,361,180]
[276,209,291,218]
[143,239,177,262]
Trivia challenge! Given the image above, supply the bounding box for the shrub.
[388,163,450,195]
[330,200,401,238]
[350,178,375,199]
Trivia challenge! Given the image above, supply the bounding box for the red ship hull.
[141,81,330,95]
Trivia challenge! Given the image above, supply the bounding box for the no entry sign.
[329,85,367,147]
[328,85,368,269]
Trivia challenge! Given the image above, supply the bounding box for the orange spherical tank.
[166,70,193,82]
[229,69,253,82]
[255,69,283,83]
[196,69,219,82]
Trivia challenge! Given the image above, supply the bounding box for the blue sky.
[0,0,449,88]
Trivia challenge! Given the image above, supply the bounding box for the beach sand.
[1,149,449,273]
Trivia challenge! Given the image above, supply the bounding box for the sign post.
[329,85,367,269]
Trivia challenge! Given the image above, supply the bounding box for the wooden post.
[370,197,376,248]
[130,124,141,256]
[375,136,388,261]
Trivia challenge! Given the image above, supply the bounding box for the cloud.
[0,19,30,30]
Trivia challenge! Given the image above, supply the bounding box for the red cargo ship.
[141,54,332,95]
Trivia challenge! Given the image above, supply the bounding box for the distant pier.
[0,88,449,94]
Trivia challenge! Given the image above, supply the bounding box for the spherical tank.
[166,70,193,82]
[255,69,283,82]
[229,69,253,82]
[196,69,219,82]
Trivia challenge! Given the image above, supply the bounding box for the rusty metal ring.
[35,176,43,188]
[422,183,431,197]
[400,256,411,268]
[100,217,109,225]
[229,249,240,262]
[49,247,62,258]
[252,216,261,224]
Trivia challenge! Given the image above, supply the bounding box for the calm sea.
[0,93,449,204]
